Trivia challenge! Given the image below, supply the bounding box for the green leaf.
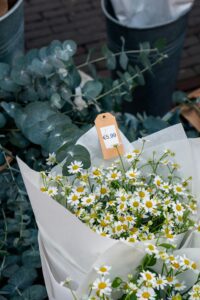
[10,285,47,300]
[62,144,91,176]
[56,141,75,163]
[112,277,122,288]
[63,40,77,57]
[8,267,37,290]
[82,80,103,100]
[119,51,128,70]
[50,93,64,109]
[159,243,175,249]
[22,250,41,268]
[154,38,167,51]
[102,45,116,70]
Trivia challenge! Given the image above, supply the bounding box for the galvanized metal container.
[0,0,24,64]
[102,0,190,116]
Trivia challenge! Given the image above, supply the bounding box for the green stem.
[77,48,159,69]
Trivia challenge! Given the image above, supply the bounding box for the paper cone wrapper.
[17,124,200,299]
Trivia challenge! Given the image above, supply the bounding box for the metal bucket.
[0,0,24,64]
[102,0,190,116]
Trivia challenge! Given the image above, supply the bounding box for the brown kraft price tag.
[95,112,124,160]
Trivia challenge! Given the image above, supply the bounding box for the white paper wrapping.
[17,124,200,299]
[110,0,194,28]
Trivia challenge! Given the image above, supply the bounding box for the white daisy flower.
[143,199,157,213]
[91,167,102,178]
[136,286,156,300]
[68,193,80,206]
[136,189,150,200]
[155,275,167,290]
[92,277,112,296]
[172,202,185,216]
[140,271,156,284]
[95,185,109,197]
[174,281,186,292]
[68,161,83,174]
[173,184,185,195]
[46,152,57,166]
[145,244,158,255]
[81,194,95,206]
[94,265,111,275]
[154,176,163,187]
[126,168,140,180]
[124,152,136,163]
[47,186,58,196]
[180,255,192,269]
[107,170,121,181]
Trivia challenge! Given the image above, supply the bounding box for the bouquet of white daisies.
[18,124,200,299]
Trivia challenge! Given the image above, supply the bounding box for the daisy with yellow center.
[154,176,162,187]
[145,244,158,255]
[67,160,83,174]
[136,287,155,300]
[92,277,111,296]
[107,170,121,181]
[81,194,95,206]
[173,202,185,216]
[94,265,111,275]
[68,193,80,206]
[125,152,136,162]
[126,168,140,180]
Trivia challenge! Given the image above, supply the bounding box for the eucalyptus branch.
[77,48,159,69]
[94,54,167,102]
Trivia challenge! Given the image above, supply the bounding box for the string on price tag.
[95,113,124,160]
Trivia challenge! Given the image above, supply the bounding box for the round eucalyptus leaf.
[55,49,69,62]
[39,47,47,60]
[8,266,37,290]
[0,78,19,92]
[63,40,77,56]
[0,112,6,128]
[62,144,91,176]
[25,49,39,65]
[56,141,75,163]
[82,80,103,101]
[11,69,31,86]
[50,93,64,109]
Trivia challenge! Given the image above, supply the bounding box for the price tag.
[100,125,119,149]
[95,113,124,160]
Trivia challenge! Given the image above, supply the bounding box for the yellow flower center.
[111,173,117,179]
[99,266,107,273]
[93,169,101,176]
[40,187,47,192]
[86,199,92,204]
[172,262,180,269]
[176,187,182,192]
[116,225,122,232]
[98,282,107,290]
[77,186,84,193]
[157,279,163,284]
[156,180,161,186]
[100,220,107,227]
[72,165,79,170]
[142,292,151,299]
[127,216,133,222]
[72,195,78,201]
[139,191,145,198]
[167,277,173,282]
[100,187,107,194]
[127,154,132,159]
[133,201,139,207]
[148,245,155,251]
[130,172,136,178]
[192,262,197,270]
[133,149,140,154]
[176,204,182,211]
[184,259,190,266]
[146,201,153,208]
[146,273,153,280]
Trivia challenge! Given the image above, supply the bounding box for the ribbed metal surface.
[0,0,24,64]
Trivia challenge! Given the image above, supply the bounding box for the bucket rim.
[0,0,23,21]
[101,0,191,30]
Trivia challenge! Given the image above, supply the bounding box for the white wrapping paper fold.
[17,124,200,299]
[110,0,194,28]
